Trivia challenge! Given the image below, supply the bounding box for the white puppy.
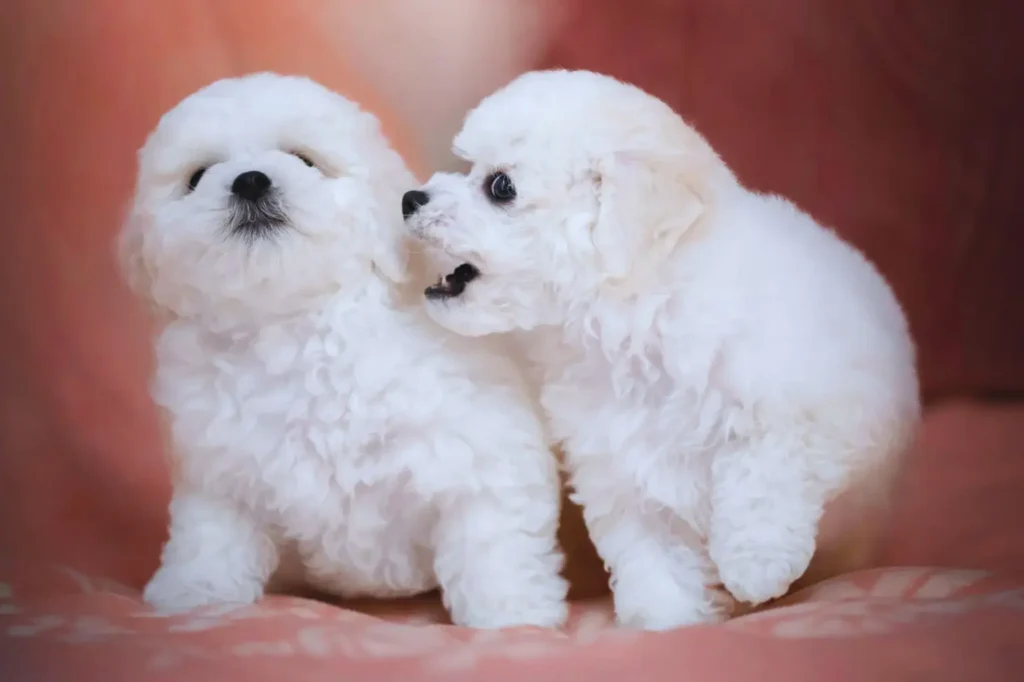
[120,73,568,629]
[403,70,920,630]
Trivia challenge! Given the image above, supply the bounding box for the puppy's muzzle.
[400,187,481,301]
[227,170,289,242]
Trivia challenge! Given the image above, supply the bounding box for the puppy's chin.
[424,294,513,338]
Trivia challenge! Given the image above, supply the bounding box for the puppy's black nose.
[231,170,272,202]
[402,190,430,219]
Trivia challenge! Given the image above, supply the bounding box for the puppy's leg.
[707,432,829,606]
[144,491,277,612]
[573,462,731,630]
[433,491,569,629]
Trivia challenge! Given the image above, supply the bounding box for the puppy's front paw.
[452,579,570,630]
[711,538,814,606]
[613,574,732,631]
[461,599,570,630]
[143,566,264,613]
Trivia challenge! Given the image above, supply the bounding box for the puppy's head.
[121,73,415,325]
[403,69,734,337]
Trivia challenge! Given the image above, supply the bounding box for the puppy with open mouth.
[121,73,568,629]
[404,69,920,630]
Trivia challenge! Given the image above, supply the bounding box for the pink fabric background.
[544,0,1024,400]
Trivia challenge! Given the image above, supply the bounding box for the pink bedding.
[3,401,1023,681]
[2,563,1021,681]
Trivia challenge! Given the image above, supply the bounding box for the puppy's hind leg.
[144,491,278,612]
[707,427,836,607]
[432,489,569,629]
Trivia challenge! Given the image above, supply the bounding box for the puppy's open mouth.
[425,263,480,300]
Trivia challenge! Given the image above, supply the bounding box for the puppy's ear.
[591,150,708,280]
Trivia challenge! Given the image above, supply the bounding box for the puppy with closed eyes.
[403,70,920,630]
[120,73,568,629]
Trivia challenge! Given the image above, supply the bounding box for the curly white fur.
[120,73,568,629]
[404,70,921,630]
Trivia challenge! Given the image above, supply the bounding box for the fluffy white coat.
[404,69,921,630]
[120,73,568,629]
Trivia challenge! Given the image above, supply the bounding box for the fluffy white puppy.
[119,73,568,629]
[403,70,920,630]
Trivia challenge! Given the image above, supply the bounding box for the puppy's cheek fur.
[371,231,411,284]
[118,212,155,298]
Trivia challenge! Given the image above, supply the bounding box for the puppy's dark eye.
[186,167,207,192]
[291,152,316,168]
[484,171,516,204]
